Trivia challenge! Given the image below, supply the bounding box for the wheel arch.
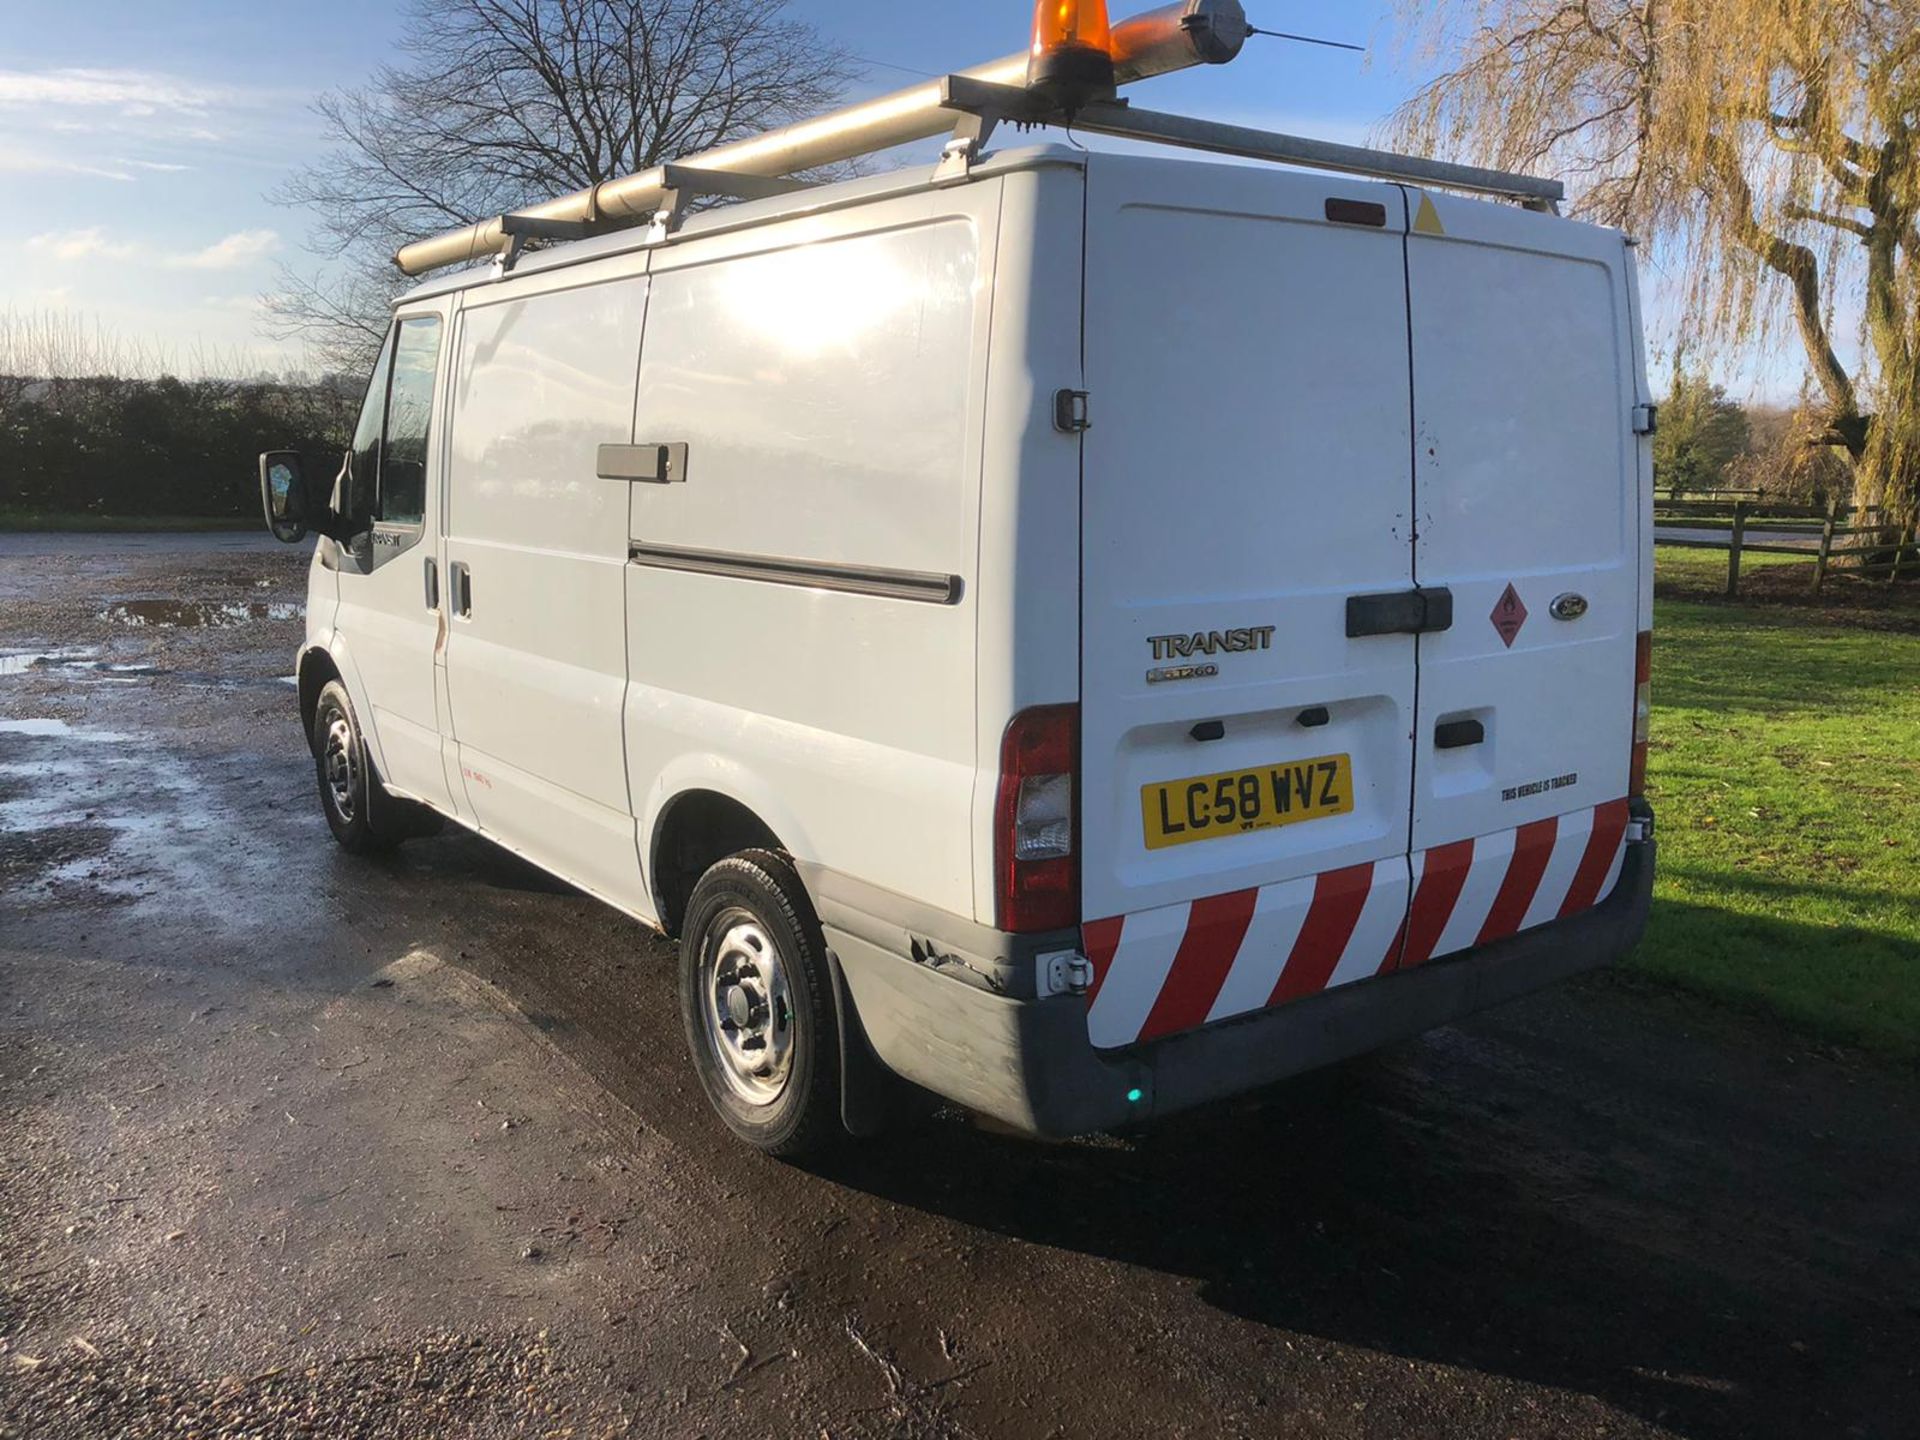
[649,788,789,938]
[296,646,340,753]
[298,635,389,778]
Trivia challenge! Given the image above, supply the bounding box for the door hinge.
[1632,403,1659,436]
[1053,389,1091,433]
[1039,949,1094,997]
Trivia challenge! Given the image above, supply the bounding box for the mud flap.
[366,762,447,841]
[827,949,930,1138]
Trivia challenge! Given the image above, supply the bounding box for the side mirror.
[259,451,310,544]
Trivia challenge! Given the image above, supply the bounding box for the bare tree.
[269,0,855,373]
[1388,0,1920,531]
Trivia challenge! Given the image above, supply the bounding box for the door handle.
[1435,718,1486,750]
[448,561,473,618]
[598,441,689,484]
[1347,587,1454,638]
[424,556,440,610]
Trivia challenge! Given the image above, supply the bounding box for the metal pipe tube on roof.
[393,0,1249,276]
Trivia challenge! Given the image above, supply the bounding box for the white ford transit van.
[259,129,1655,1154]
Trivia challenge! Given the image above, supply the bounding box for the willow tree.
[1390,0,1920,530]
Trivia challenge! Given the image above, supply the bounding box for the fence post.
[1892,522,1916,587]
[1814,496,1838,592]
[1726,501,1748,598]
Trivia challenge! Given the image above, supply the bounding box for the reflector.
[1029,0,1117,109]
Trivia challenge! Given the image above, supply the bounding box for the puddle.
[0,649,156,685]
[0,824,119,893]
[0,726,128,835]
[1,648,283,691]
[0,717,76,738]
[0,722,181,900]
[104,599,302,628]
[0,718,131,742]
[1,648,101,677]
[0,719,271,908]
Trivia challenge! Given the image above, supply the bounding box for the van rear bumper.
[825,832,1654,1139]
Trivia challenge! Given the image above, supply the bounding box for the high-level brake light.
[1029,0,1117,109]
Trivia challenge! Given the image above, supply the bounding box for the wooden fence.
[1654,491,1917,597]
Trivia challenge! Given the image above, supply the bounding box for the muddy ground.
[1,532,1916,1439]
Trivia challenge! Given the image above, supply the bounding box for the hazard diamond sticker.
[1491,583,1528,648]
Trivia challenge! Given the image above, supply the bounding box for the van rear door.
[1396,195,1640,969]
[1077,158,1420,1051]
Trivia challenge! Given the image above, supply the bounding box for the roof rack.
[494,164,814,269]
[395,0,1254,276]
[392,0,1564,278]
[932,75,1563,211]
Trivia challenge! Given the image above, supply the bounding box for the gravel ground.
[1,533,1916,1439]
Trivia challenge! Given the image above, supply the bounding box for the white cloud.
[0,145,134,181]
[0,67,233,117]
[166,229,281,270]
[26,227,139,262]
[202,293,269,316]
[24,226,282,272]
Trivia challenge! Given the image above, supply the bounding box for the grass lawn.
[0,508,254,533]
[1652,543,1807,593]
[1636,551,1920,1061]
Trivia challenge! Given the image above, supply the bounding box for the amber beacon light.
[1028,0,1117,109]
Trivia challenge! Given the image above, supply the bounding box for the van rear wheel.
[679,850,842,1157]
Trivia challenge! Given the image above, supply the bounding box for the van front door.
[1076,159,1420,1051]
[332,311,455,815]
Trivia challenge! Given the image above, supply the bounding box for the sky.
[0,0,1818,396]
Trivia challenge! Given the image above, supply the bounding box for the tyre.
[311,679,403,855]
[679,850,843,1156]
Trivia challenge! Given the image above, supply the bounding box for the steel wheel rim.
[700,909,795,1107]
[322,713,357,822]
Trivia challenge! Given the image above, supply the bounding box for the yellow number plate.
[1141,754,1355,851]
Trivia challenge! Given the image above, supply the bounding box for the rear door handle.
[1347,587,1454,638]
[449,561,473,618]
[1435,718,1486,750]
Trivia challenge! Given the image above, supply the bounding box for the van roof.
[396,139,1608,310]
[395,144,1092,306]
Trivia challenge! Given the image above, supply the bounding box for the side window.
[344,335,393,526]
[379,317,441,529]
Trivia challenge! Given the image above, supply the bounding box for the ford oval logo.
[1550,593,1590,622]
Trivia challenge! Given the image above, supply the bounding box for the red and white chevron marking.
[1080,798,1630,1051]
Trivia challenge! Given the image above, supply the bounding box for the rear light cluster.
[1629,630,1652,797]
[995,705,1079,933]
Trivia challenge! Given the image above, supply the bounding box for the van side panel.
[967,164,1089,928]
[625,188,1001,921]
[441,267,650,913]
